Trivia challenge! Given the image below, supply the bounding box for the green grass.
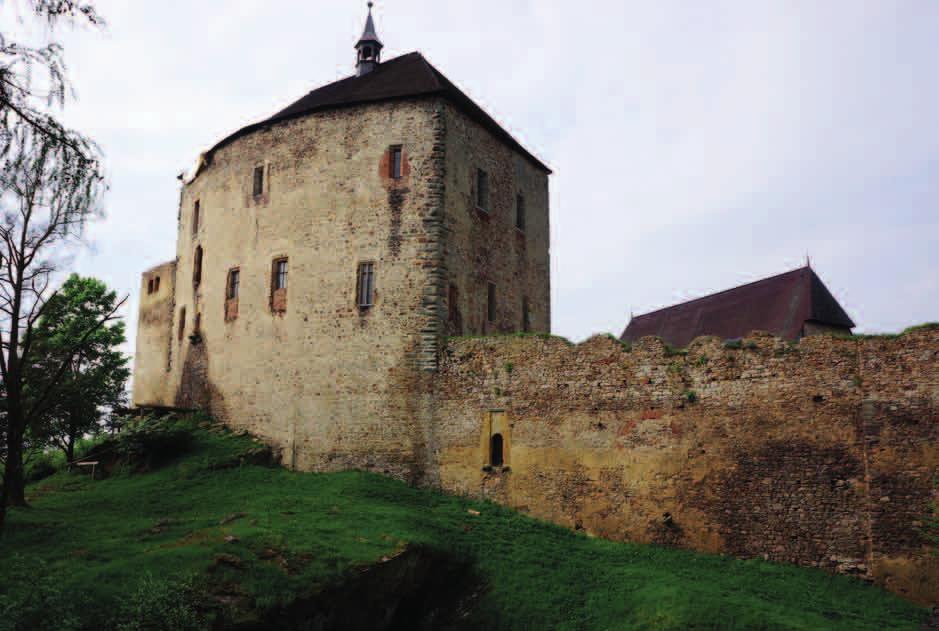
[0,416,928,630]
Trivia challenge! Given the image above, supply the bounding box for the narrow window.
[274,259,288,290]
[522,296,531,332]
[154,276,161,292]
[194,312,201,333]
[193,245,203,287]
[490,433,504,467]
[271,258,288,313]
[192,200,200,235]
[487,282,496,323]
[253,165,264,197]
[227,269,240,299]
[147,279,154,295]
[357,262,375,309]
[515,194,525,231]
[178,307,187,341]
[476,169,489,212]
[390,145,403,179]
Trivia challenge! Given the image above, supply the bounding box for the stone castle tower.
[133,5,551,477]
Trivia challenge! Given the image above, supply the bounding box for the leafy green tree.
[27,275,129,463]
[0,0,108,532]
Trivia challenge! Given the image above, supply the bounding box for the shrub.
[24,451,59,483]
[0,556,83,631]
[116,416,194,470]
[115,574,205,631]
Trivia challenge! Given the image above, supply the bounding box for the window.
[193,246,203,287]
[178,307,186,341]
[227,269,240,299]
[154,276,160,292]
[487,282,496,323]
[522,296,531,333]
[515,194,525,231]
[357,262,375,309]
[147,279,154,295]
[253,165,264,197]
[194,312,201,333]
[490,433,504,467]
[448,284,459,323]
[390,145,403,179]
[192,200,200,235]
[274,259,288,290]
[476,169,489,212]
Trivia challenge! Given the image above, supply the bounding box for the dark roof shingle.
[621,267,855,347]
[205,52,550,173]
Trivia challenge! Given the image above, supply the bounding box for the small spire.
[355,1,384,76]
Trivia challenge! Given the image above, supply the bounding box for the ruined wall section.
[432,330,939,604]
[441,104,550,338]
[152,100,445,479]
[132,260,176,406]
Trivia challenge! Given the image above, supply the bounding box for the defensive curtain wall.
[427,328,939,605]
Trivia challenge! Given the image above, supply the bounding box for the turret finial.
[356,2,383,76]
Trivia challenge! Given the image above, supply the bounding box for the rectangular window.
[274,259,288,290]
[522,296,531,332]
[253,165,264,197]
[516,194,525,231]
[357,262,375,308]
[154,276,160,292]
[147,279,154,295]
[178,307,186,341]
[476,169,489,212]
[487,282,496,323]
[390,145,403,179]
[227,269,240,299]
[192,200,200,235]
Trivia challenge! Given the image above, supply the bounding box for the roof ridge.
[630,266,810,321]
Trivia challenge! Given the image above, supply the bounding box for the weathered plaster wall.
[431,329,939,604]
[132,260,176,406]
[441,104,550,337]
[141,99,450,479]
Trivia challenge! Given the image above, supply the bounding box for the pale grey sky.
[21,1,939,361]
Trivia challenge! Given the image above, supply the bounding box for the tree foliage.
[27,274,128,462]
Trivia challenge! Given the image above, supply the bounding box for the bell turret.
[355,2,383,77]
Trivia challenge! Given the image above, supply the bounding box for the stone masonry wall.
[431,329,939,604]
[133,260,176,405]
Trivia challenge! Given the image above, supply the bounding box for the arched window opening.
[193,245,203,286]
[178,307,187,341]
[490,433,504,467]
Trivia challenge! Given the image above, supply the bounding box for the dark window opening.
[490,433,504,467]
[357,262,375,309]
[227,269,240,299]
[487,282,496,323]
[253,165,264,197]
[154,276,160,292]
[147,279,154,295]
[274,259,288,290]
[390,145,403,179]
[178,307,187,341]
[194,312,201,333]
[522,296,531,332]
[192,200,200,235]
[193,245,203,287]
[516,194,525,231]
[476,169,489,212]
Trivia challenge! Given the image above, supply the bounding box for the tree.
[28,275,129,463]
[0,1,108,533]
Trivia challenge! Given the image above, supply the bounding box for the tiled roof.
[621,267,855,347]
[205,52,550,173]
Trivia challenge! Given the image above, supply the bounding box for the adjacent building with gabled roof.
[620,266,855,348]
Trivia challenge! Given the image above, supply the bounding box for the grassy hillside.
[0,416,928,630]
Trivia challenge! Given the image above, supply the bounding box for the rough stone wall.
[138,99,451,479]
[132,260,176,406]
[431,329,939,604]
[441,104,550,337]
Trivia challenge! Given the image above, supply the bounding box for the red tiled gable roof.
[204,52,550,174]
[621,267,855,347]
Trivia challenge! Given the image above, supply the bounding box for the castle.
[134,6,550,476]
[135,7,938,604]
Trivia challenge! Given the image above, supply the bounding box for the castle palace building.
[133,5,551,476]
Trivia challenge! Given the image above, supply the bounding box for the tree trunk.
[66,434,75,465]
[3,421,27,507]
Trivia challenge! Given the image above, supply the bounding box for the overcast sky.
[14,0,939,360]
